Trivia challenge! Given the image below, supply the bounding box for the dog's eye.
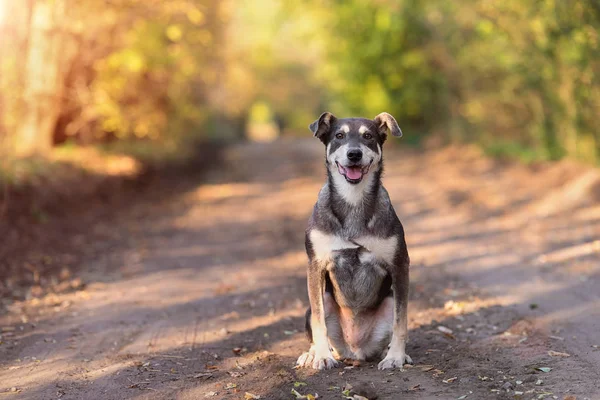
[335,132,345,139]
[363,133,373,140]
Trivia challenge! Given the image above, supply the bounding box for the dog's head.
[309,112,402,185]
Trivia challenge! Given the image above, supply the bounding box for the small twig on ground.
[127,377,152,388]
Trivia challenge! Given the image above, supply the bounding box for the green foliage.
[91,1,224,141]
[285,0,600,163]
[0,0,598,163]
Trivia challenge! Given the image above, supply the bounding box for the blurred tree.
[285,0,600,161]
[0,0,598,162]
[0,0,230,155]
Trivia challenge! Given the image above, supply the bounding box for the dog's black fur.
[297,112,412,370]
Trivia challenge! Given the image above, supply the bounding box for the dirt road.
[1,138,599,399]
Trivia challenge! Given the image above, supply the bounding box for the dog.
[296,112,412,370]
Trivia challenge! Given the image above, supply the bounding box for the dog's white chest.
[309,229,398,265]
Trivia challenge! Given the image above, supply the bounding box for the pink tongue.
[346,167,362,180]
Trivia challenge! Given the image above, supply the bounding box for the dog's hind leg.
[303,294,350,361]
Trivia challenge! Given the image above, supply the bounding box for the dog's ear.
[309,112,337,141]
[373,112,402,140]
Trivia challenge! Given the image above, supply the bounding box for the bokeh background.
[1,0,599,162]
[2,2,600,398]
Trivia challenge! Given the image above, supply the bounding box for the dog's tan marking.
[358,125,369,134]
[340,124,350,133]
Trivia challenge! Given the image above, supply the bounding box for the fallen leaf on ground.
[204,392,218,397]
[214,284,235,295]
[193,373,213,379]
[220,311,240,320]
[537,393,554,400]
[443,377,458,383]
[294,382,307,387]
[437,326,453,334]
[416,364,435,372]
[291,388,319,399]
[536,367,552,373]
[225,383,237,390]
[409,384,422,391]
[501,382,513,391]
[548,350,570,357]
[244,393,261,399]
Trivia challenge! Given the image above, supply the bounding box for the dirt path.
[1,138,599,400]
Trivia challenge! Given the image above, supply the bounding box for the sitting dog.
[296,112,412,370]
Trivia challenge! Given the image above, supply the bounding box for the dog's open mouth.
[336,161,372,184]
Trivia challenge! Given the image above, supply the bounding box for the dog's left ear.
[374,112,402,140]
[309,112,337,141]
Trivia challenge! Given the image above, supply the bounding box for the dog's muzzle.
[336,160,373,184]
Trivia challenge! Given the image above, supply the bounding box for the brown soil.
[1,138,599,400]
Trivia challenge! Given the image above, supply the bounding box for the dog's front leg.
[296,262,339,370]
[378,263,413,370]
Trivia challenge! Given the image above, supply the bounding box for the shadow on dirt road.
[1,138,599,399]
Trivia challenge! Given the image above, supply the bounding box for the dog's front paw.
[296,350,315,367]
[378,352,413,370]
[312,355,339,370]
[296,347,339,370]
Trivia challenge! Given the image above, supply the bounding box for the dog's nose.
[347,149,363,162]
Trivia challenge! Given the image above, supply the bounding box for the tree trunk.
[15,0,69,155]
